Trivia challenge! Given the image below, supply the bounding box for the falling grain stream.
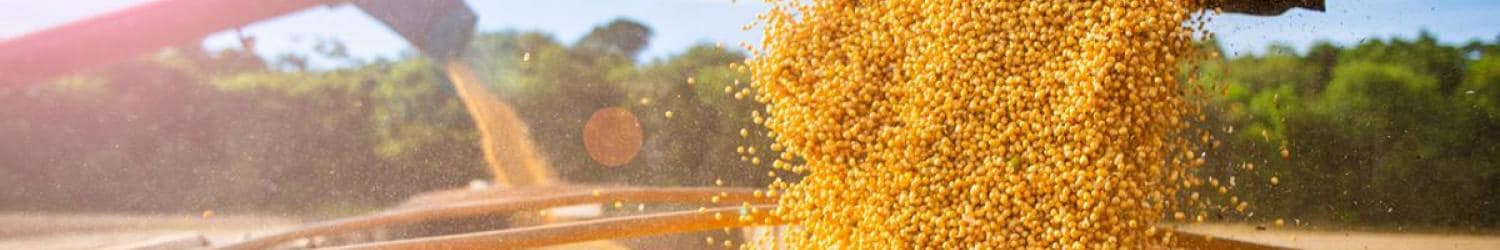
[442,60,554,187]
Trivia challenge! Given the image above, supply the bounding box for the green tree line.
[1191,32,1500,228]
[0,19,771,215]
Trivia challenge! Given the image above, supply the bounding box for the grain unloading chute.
[0,0,472,85]
[0,0,556,187]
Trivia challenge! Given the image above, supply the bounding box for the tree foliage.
[0,19,765,214]
[1194,33,1500,228]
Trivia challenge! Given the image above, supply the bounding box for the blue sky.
[2,0,1498,68]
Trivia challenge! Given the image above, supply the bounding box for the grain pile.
[747,1,1212,248]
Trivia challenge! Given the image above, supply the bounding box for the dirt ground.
[3,212,1499,249]
[1174,223,1500,250]
[0,212,299,249]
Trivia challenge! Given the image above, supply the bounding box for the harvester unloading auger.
[356,0,556,188]
[0,0,554,188]
[0,0,1324,249]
